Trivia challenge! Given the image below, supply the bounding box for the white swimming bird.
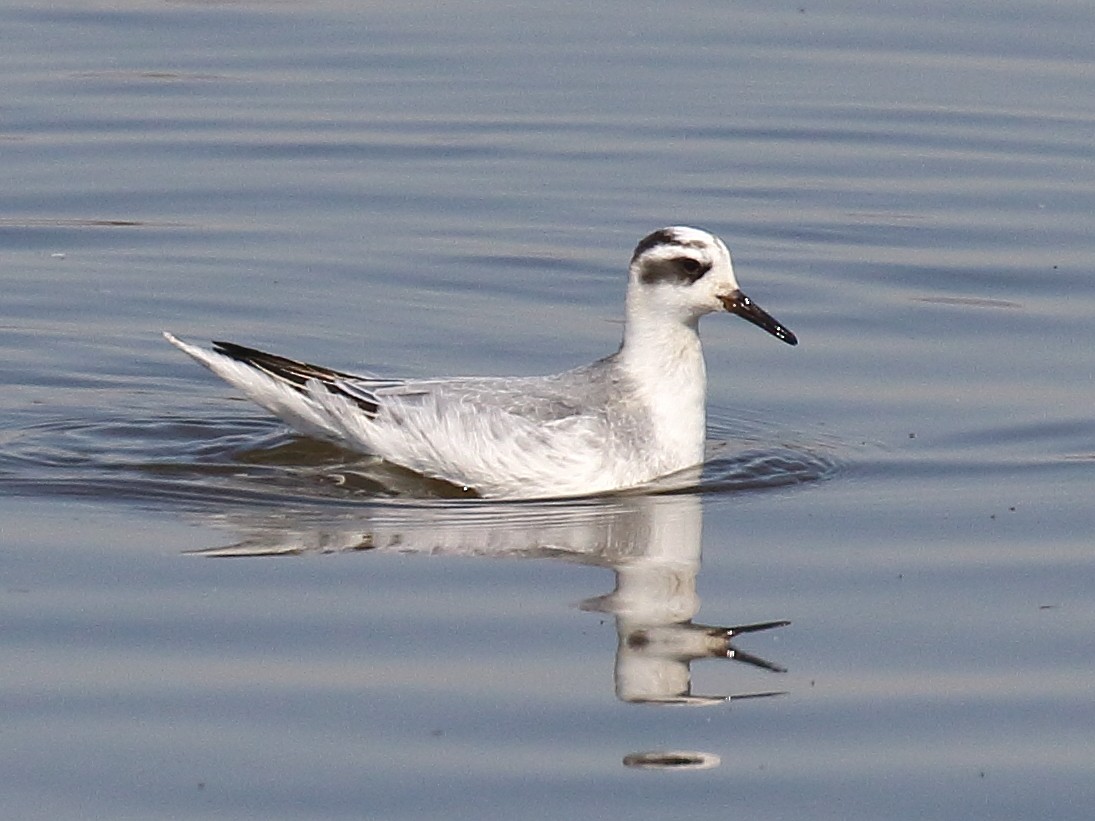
[164,226,797,499]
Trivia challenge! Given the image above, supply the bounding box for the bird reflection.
[190,491,788,704]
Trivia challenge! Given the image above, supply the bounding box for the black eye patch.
[639,255,711,285]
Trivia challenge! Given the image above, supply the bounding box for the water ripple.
[0,405,842,511]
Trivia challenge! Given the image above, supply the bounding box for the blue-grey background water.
[3,1,1094,818]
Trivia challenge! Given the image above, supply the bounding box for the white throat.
[618,289,708,470]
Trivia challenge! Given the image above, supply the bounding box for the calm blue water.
[3,1,1094,819]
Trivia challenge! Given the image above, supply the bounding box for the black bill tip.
[719,290,798,346]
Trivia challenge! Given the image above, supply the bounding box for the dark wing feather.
[211,340,380,417]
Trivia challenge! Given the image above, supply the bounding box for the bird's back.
[343,356,667,497]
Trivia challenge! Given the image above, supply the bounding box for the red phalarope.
[165,226,797,498]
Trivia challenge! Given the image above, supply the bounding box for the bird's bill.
[718,290,798,346]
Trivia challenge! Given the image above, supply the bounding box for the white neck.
[618,290,708,470]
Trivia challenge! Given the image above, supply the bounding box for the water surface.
[3,1,1094,819]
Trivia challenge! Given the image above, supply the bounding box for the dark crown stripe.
[630,228,680,264]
